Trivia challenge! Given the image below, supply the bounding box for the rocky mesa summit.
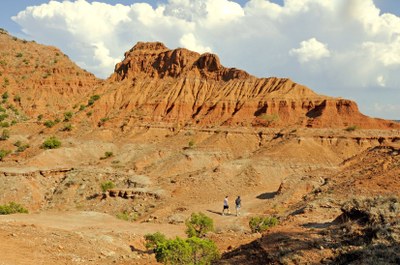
[100,41,397,129]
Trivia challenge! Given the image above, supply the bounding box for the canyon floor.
[1,126,399,264]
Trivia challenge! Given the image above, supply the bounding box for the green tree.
[185,212,214,238]
[145,233,220,265]
[187,237,220,265]
[144,232,167,250]
[42,136,61,149]
[155,237,193,265]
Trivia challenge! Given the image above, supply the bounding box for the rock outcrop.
[100,42,398,129]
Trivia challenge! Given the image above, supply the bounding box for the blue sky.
[1,0,400,120]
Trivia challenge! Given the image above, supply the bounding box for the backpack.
[235,197,241,206]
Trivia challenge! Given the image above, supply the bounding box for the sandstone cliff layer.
[98,42,397,129]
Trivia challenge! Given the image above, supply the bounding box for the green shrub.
[145,233,220,265]
[0,149,11,160]
[98,117,109,126]
[16,144,29,153]
[249,216,278,233]
[345,125,359,132]
[61,124,73,131]
[15,52,23,58]
[79,104,86,111]
[0,113,8,122]
[63,111,73,122]
[100,181,115,192]
[2,92,8,100]
[100,151,113,159]
[2,78,9,88]
[116,211,137,222]
[0,202,28,215]
[37,114,43,121]
[0,122,9,128]
[13,95,21,103]
[87,94,100,106]
[188,140,195,148]
[145,232,168,250]
[42,136,61,149]
[43,120,55,128]
[185,212,214,238]
[0,129,10,140]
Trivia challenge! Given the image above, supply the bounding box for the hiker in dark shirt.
[235,196,241,216]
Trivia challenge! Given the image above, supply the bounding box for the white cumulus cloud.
[289,38,331,63]
[10,0,400,119]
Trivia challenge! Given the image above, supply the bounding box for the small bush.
[63,111,73,122]
[249,216,278,233]
[0,113,8,122]
[185,212,214,238]
[116,211,137,222]
[43,120,55,128]
[0,202,28,215]
[345,125,359,132]
[16,144,29,153]
[0,122,9,128]
[1,91,9,100]
[42,136,61,149]
[37,114,43,121]
[13,95,21,103]
[61,124,73,131]
[101,151,113,159]
[259,113,279,123]
[79,105,86,111]
[0,129,10,140]
[188,140,195,148]
[0,149,11,160]
[87,94,100,106]
[98,117,109,126]
[100,181,115,192]
[15,53,23,58]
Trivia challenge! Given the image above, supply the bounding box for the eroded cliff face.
[99,42,398,129]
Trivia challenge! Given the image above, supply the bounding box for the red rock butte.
[100,41,397,129]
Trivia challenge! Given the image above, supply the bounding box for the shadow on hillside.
[329,243,400,265]
[217,229,326,265]
[207,209,223,216]
[302,221,334,229]
[256,191,277,200]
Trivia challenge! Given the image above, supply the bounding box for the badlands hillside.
[0,29,399,265]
